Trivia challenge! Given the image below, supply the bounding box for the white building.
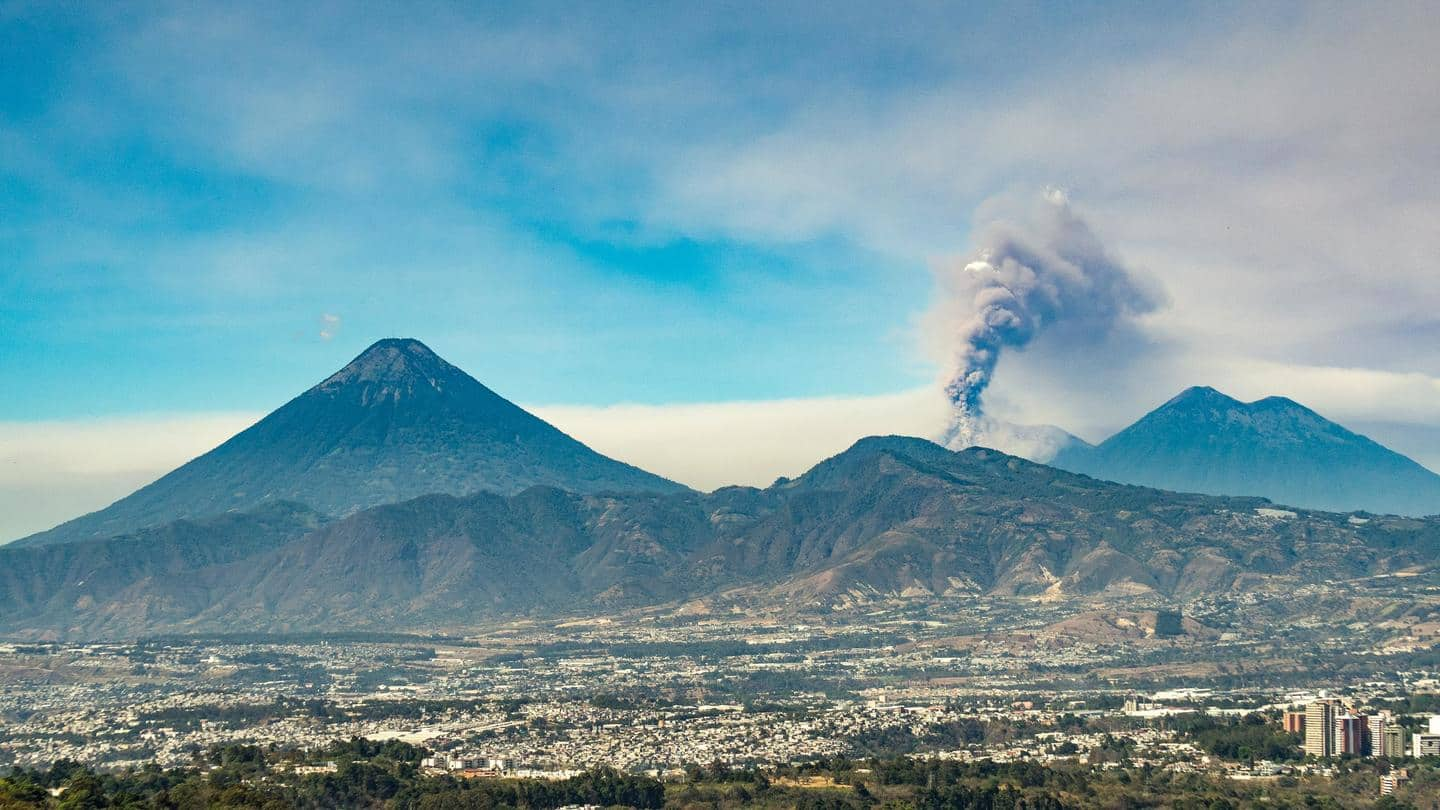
[1412,733,1440,758]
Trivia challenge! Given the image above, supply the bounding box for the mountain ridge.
[5,435,1436,639]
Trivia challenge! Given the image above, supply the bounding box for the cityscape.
[3,580,1439,805]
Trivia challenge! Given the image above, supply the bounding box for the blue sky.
[0,2,1221,417]
[4,2,1440,538]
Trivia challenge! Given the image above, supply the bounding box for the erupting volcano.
[936,190,1163,450]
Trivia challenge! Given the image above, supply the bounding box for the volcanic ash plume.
[938,190,1162,449]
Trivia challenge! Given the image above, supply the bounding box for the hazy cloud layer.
[0,396,948,540]
[9,371,1440,544]
[0,413,262,541]
[532,390,952,491]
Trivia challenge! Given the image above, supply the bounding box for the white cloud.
[532,389,951,491]
[0,413,261,543]
[643,4,1440,434]
[22,4,1439,440]
[7,364,1440,546]
[0,394,953,543]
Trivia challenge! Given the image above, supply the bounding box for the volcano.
[1052,385,1440,516]
[13,339,686,547]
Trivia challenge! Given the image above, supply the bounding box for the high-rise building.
[1430,715,1440,735]
[1306,700,1336,758]
[1414,733,1440,758]
[1382,726,1407,758]
[1287,711,1306,733]
[1337,715,1366,756]
[1368,712,1389,749]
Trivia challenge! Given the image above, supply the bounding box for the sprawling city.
[4,575,1439,806]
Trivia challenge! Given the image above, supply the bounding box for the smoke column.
[938,190,1162,448]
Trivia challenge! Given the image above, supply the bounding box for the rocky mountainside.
[1051,386,1440,516]
[14,339,685,548]
[0,502,325,635]
[4,437,1436,638]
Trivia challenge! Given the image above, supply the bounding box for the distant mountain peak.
[317,338,458,394]
[1151,388,1336,437]
[1052,384,1440,516]
[847,435,941,455]
[1164,385,1241,408]
[1250,394,1309,412]
[1162,386,1318,415]
[14,337,686,547]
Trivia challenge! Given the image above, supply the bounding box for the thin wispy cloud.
[319,312,340,340]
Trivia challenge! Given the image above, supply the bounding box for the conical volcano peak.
[317,338,460,394]
[1052,384,1440,515]
[1163,385,1241,409]
[13,336,685,547]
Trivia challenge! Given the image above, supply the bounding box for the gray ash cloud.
[938,190,1164,448]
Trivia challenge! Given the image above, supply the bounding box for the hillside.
[0,502,325,635]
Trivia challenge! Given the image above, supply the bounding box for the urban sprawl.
[3,584,1440,803]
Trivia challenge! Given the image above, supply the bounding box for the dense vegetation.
[0,741,663,809]
[1171,713,1305,763]
[1,742,1435,809]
